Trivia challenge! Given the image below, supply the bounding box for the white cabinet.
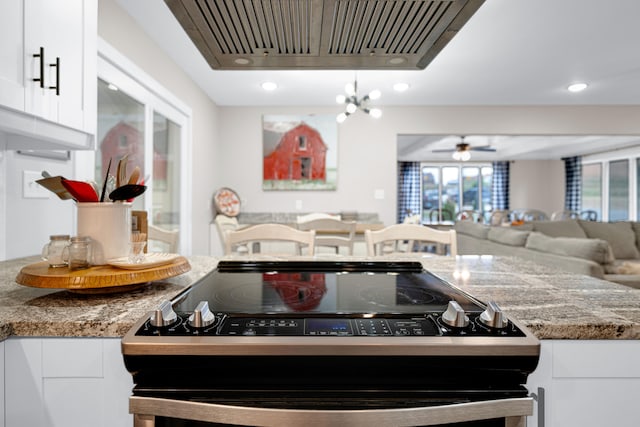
[526,340,640,427]
[0,0,96,149]
[5,337,133,427]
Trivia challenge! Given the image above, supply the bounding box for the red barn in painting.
[263,121,327,181]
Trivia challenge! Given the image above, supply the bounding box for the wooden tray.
[15,257,191,293]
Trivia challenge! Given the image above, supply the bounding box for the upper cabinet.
[0,0,97,150]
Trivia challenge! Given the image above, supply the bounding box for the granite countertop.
[1,254,639,341]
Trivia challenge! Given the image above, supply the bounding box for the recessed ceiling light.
[234,58,251,65]
[567,82,588,92]
[393,82,410,92]
[261,81,278,91]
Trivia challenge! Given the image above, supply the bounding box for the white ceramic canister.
[76,202,132,265]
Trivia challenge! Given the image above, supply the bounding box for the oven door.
[130,395,533,427]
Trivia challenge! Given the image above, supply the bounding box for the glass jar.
[63,236,93,270]
[42,235,71,267]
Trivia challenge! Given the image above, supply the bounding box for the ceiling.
[115,0,640,160]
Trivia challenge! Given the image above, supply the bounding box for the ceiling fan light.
[452,151,461,161]
[369,108,382,118]
[336,94,346,104]
[460,151,471,161]
[346,103,357,114]
[336,112,348,123]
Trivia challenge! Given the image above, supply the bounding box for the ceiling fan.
[432,136,497,161]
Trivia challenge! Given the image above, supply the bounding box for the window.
[581,163,602,221]
[298,135,307,150]
[421,164,492,222]
[609,159,629,221]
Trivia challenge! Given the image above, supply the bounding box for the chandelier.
[335,80,382,123]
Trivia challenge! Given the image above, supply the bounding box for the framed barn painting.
[262,114,337,191]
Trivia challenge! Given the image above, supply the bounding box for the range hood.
[164,0,484,70]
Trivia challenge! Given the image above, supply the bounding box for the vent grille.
[165,0,484,69]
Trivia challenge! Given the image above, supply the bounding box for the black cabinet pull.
[32,47,44,88]
[49,57,60,96]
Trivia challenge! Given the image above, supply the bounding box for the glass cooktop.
[172,261,484,315]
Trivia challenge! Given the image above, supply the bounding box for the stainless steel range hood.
[164,0,484,70]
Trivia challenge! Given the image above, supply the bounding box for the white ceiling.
[116,0,640,160]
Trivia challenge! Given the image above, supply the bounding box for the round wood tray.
[15,257,191,293]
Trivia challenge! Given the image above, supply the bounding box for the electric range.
[122,260,540,427]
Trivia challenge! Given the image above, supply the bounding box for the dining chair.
[224,224,316,256]
[297,217,356,255]
[215,214,251,254]
[550,210,579,221]
[148,224,179,253]
[365,224,457,257]
[488,210,511,226]
[296,212,341,222]
[456,210,480,222]
[520,209,549,221]
[580,209,598,221]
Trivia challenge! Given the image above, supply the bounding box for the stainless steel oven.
[122,261,540,426]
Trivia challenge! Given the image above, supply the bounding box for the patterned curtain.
[397,162,421,223]
[491,161,510,210]
[563,156,582,211]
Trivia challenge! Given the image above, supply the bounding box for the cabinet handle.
[32,47,45,88]
[49,57,60,96]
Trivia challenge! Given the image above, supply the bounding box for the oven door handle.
[130,396,534,427]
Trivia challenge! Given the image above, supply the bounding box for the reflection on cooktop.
[174,267,481,315]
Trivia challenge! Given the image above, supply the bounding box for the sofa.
[455,219,640,289]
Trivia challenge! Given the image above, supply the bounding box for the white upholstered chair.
[148,224,179,253]
[365,224,457,257]
[297,217,357,255]
[224,224,316,256]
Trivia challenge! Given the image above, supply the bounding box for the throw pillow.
[525,232,614,264]
[488,227,530,246]
[577,220,640,260]
[531,219,587,238]
[454,221,489,239]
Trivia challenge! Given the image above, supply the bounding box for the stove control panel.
[136,300,526,338]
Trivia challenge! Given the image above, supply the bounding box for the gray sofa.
[455,219,640,289]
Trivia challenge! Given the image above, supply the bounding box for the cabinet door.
[0,0,26,112]
[23,0,96,133]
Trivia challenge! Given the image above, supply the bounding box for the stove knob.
[479,301,509,329]
[442,301,469,328]
[188,301,216,328]
[149,300,178,328]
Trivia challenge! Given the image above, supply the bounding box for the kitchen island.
[0,254,638,427]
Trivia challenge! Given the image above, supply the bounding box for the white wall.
[98,0,220,256]
[511,160,565,216]
[2,144,75,260]
[217,106,640,226]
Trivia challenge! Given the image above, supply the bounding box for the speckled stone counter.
[1,254,639,341]
[0,255,218,340]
